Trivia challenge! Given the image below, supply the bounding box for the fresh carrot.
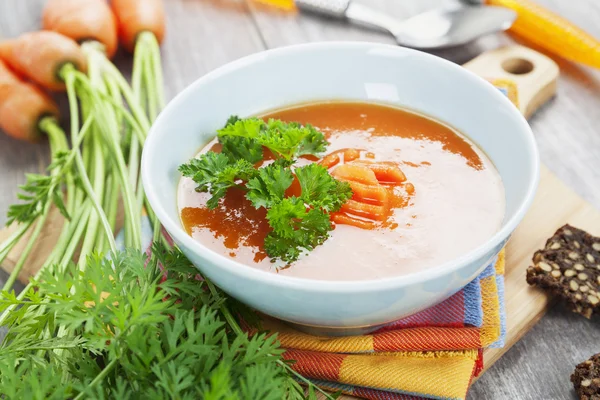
[341,200,387,221]
[0,60,59,142]
[331,213,376,230]
[341,180,389,204]
[331,164,378,186]
[352,160,407,184]
[42,0,118,58]
[319,148,362,169]
[0,31,87,91]
[0,57,20,88]
[111,0,166,53]
[319,153,341,169]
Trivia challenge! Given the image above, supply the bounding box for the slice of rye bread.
[526,224,600,318]
[572,353,600,400]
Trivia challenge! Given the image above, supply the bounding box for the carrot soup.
[178,102,505,281]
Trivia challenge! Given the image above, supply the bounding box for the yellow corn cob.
[488,0,600,68]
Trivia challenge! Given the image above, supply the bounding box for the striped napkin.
[258,251,506,400]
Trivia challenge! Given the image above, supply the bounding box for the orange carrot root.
[341,200,387,221]
[319,148,363,169]
[331,164,378,185]
[339,148,361,163]
[331,213,376,230]
[0,57,20,87]
[111,0,166,53]
[43,0,118,58]
[351,160,407,183]
[0,31,87,91]
[325,149,413,229]
[0,60,59,142]
[319,153,341,169]
[337,179,389,204]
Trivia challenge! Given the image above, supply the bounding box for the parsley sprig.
[180,117,352,263]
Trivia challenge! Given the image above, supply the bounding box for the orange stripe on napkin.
[373,327,482,352]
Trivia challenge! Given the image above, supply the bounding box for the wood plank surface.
[2,1,600,399]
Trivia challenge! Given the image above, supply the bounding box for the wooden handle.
[463,45,559,118]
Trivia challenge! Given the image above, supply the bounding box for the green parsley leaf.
[217,117,264,141]
[216,117,329,162]
[295,164,353,212]
[296,124,329,157]
[225,115,241,126]
[219,113,263,164]
[220,135,264,164]
[265,197,332,263]
[179,153,257,209]
[246,164,294,209]
[256,120,328,161]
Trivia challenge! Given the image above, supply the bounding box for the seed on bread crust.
[527,224,600,319]
[572,353,600,399]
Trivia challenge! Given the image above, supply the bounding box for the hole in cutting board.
[502,58,535,75]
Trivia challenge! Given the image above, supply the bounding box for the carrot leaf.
[6,152,72,225]
[0,244,308,399]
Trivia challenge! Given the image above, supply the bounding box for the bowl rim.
[142,41,540,293]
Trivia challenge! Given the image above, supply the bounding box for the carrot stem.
[140,37,160,121]
[68,69,142,251]
[128,40,144,200]
[144,196,168,247]
[96,173,118,253]
[0,222,33,267]
[65,71,117,254]
[45,201,91,271]
[75,72,147,145]
[103,61,152,133]
[131,31,166,244]
[73,358,118,400]
[1,120,66,292]
[2,206,50,292]
[38,117,88,271]
[77,134,106,270]
[95,72,138,249]
[58,203,93,268]
[142,31,165,110]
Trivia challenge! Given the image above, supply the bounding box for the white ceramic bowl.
[142,42,539,335]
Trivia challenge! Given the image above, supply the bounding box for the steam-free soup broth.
[178,102,505,281]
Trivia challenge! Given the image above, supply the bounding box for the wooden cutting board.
[463,45,583,375]
[0,46,597,385]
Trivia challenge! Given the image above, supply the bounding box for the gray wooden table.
[2,0,600,399]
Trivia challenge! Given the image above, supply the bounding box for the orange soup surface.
[178,102,505,280]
